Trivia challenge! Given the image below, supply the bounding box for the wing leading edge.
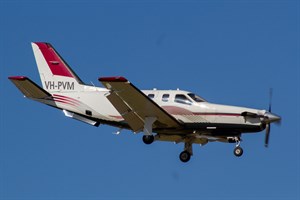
[99,76,182,132]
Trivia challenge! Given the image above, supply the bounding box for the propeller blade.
[268,88,273,112]
[265,123,271,147]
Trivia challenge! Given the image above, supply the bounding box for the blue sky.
[1,0,299,199]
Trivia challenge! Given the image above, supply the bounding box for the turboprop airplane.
[9,42,281,162]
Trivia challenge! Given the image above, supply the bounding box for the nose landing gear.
[233,137,243,157]
[234,146,243,157]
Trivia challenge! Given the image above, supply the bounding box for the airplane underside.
[99,116,264,162]
[60,108,262,162]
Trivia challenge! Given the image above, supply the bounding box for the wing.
[8,76,52,100]
[99,76,182,132]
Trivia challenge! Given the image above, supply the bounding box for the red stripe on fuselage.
[192,113,241,117]
[53,99,78,107]
[162,106,241,117]
[109,115,124,120]
[52,94,80,105]
[52,94,81,107]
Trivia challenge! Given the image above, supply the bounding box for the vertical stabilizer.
[32,42,84,93]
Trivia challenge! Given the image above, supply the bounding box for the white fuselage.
[43,85,264,135]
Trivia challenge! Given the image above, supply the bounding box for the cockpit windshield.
[188,93,206,102]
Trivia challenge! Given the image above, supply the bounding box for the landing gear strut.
[233,137,243,157]
[179,142,193,163]
[142,117,156,145]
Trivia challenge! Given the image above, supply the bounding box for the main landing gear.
[142,134,193,163]
[142,117,156,145]
[142,135,154,145]
[179,142,193,163]
[179,151,191,163]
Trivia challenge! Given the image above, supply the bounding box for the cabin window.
[162,94,170,102]
[175,94,192,105]
[148,94,155,99]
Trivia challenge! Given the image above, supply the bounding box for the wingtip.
[98,76,128,82]
[8,76,28,81]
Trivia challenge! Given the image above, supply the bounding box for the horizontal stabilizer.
[63,110,100,127]
[8,76,52,99]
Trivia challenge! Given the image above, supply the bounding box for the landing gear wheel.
[234,146,243,157]
[142,135,154,145]
[179,151,191,163]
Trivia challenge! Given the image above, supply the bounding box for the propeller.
[263,88,281,147]
[242,88,280,147]
[265,88,272,147]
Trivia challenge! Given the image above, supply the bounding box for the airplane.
[9,42,281,163]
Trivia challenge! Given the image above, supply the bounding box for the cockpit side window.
[162,94,169,102]
[175,94,192,105]
[188,93,206,102]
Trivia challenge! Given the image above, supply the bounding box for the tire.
[234,146,243,157]
[179,151,191,163]
[142,135,154,145]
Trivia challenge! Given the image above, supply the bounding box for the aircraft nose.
[265,112,281,123]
